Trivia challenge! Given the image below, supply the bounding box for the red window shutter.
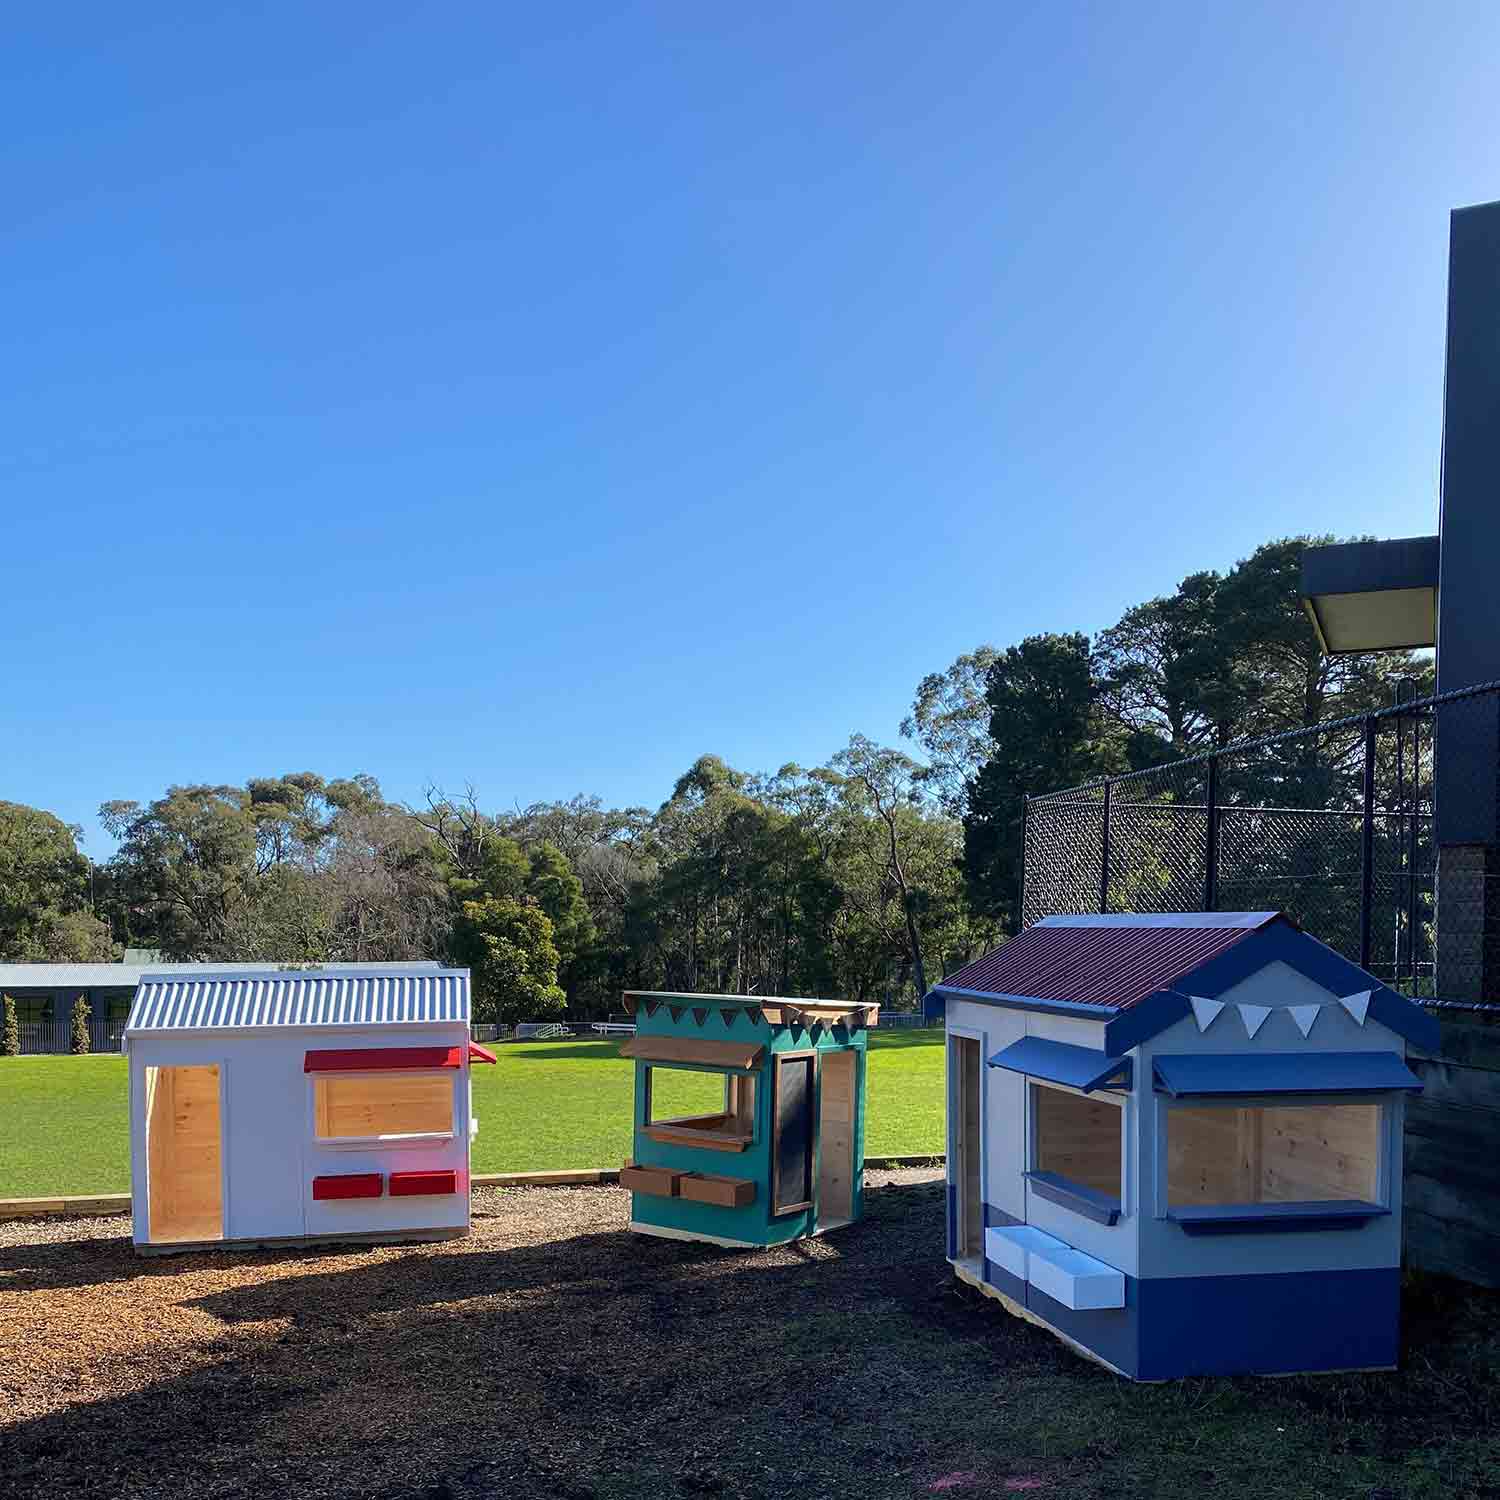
[388,1169,460,1197]
[303,1046,462,1074]
[312,1173,384,1201]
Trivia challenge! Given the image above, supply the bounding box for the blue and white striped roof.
[125,967,471,1034]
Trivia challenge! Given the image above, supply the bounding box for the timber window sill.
[315,1132,456,1152]
[642,1114,753,1152]
[1024,1170,1122,1226]
[1168,1200,1389,1236]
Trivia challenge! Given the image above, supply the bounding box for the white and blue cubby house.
[927,913,1438,1380]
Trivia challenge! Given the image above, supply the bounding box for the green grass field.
[0,1029,945,1198]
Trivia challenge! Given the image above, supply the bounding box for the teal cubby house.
[618,992,876,1248]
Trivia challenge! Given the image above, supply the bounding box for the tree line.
[0,535,1426,1020]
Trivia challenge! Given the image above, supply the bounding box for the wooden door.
[951,1037,982,1260]
[817,1051,857,1229]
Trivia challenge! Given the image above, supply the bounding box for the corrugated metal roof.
[0,959,441,990]
[935,913,1285,1012]
[125,967,470,1034]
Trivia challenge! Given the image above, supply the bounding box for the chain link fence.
[1023,679,1500,1004]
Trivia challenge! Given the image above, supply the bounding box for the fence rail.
[1023,678,1500,1003]
[14,1018,126,1055]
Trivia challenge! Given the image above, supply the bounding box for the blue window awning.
[1152,1051,1422,1099]
[988,1036,1132,1094]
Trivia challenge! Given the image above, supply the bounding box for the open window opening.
[643,1066,756,1151]
[146,1064,223,1244]
[313,1072,455,1144]
[1028,1080,1123,1225]
[1165,1100,1384,1226]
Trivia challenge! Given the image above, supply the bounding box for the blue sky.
[4,4,1497,856]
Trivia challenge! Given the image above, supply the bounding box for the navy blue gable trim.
[1104,924,1436,1050]
[988,1035,1131,1093]
[1369,986,1441,1050]
[1103,989,1190,1054]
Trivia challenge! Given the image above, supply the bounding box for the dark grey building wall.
[1435,201,1500,1000]
[1437,201,1500,843]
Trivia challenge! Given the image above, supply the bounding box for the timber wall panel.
[1033,1085,1121,1199]
[1405,1019,1500,1288]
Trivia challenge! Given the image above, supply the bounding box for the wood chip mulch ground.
[3,1170,1498,1500]
[0,1170,978,1500]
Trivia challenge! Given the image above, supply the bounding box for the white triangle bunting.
[1189,995,1226,1033]
[1289,1004,1321,1038]
[1339,990,1372,1027]
[1237,1003,1272,1039]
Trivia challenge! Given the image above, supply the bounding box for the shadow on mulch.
[4,1177,1498,1500]
[3,1180,1007,1500]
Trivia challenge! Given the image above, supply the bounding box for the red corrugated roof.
[936,913,1287,1011]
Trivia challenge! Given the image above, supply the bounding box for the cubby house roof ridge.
[624,990,877,1031]
[932,912,1291,1013]
[125,967,472,1035]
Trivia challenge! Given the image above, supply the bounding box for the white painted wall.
[129,1023,472,1246]
[945,1000,1139,1273]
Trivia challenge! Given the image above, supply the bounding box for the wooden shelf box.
[679,1172,756,1209]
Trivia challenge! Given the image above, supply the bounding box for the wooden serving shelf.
[619,1163,686,1198]
[679,1172,756,1209]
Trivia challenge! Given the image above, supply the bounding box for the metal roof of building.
[0,959,440,991]
[125,967,469,1034]
[934,912,1287,1012]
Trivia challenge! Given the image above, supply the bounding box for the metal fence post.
[1203,754,1220,912]
[1019,795,1029,929]
[1360,716,1377,971]
[1099,780,1112,914]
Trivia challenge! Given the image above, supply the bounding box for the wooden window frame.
[309,1069,458,1150]
[771,1050,816,1216]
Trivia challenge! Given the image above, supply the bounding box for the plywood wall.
[1167,1103,1379,1207]
[146,1064,223,1243]
[817,1051,856,1226]
[314,1073,453,1140]
[1033,1084,1122,1198]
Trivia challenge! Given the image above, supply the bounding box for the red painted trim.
[468,1041,498,1064]
[312,1173,384,1201]
[389,1169,459,1197]
[303,1046,462,1074]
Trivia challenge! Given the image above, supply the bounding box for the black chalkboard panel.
[773,1054,814,1214]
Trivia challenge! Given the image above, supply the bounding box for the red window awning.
[303,1046,463,1074]
[468,1041,498,1065]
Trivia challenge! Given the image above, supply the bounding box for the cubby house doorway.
[817,1050,858,1231]
[950,1035,983,1263]
[145,1064,224,1245]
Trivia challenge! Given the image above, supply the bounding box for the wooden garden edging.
[0,1155,946,1224]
